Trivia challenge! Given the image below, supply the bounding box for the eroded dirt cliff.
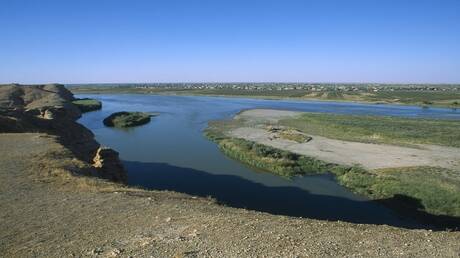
[0,83,126,183]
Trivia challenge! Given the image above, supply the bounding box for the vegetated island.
[2,84,460,256]
[68,83,460,108]
[103,111,155,128]
[72,98,102,112]
[205,109,460,229]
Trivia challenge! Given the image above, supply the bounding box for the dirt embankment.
[0,83,126,182]
[232,109,460,170]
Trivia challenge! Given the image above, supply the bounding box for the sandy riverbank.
[231,109,460,170]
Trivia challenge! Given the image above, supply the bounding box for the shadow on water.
[123,160,460,231]
[378,195,460,231]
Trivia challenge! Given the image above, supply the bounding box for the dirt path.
[1,134,460,257]
[231,109,460,170]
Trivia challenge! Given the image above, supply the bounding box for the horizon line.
[3,81,460,86]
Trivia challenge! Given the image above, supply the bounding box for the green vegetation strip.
[206,122,365,178]
[365,90,460,104]
[205,115,460,227]
[206,125,365,178]
[338,166,460,218]
[280,113,460,147]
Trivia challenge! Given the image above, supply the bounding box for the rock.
[188,229,199,237]
[0,83,81,119]
[107,248,123,257]
[91,248,104,255]
[93,147,127,183]
[0,84,127,183]
[43,109,55,119]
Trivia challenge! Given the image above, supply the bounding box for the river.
[77,94,460,228]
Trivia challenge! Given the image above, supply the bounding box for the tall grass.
[336,166,460,218]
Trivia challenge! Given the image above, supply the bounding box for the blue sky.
[1,0,459,84]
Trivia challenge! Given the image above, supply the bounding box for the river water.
[77,94,460,228]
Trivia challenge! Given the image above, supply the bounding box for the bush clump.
[213,137,339,177]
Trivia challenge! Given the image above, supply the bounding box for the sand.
[230,109,460,170]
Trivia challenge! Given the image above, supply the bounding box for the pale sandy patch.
[235,109,300,123]
[230,109,460,170]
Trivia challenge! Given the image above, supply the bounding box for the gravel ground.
[1,133,460,257]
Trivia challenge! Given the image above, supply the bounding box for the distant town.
[70,83,460,92]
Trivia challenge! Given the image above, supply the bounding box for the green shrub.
[103,112,152,128]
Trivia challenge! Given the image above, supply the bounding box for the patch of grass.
[218,138,302,177]
[72,98,102,113]
[366,90,460,102]
[103,112,153,128]
[215,138,338,177]
[277,129,312,143]
[205,127,343,177]
[324,91,344,99]
[189,89,308,98]
[31,139,126,193]
[336,166,460,218]
[280,113,460,147]
[363,90,460,107]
